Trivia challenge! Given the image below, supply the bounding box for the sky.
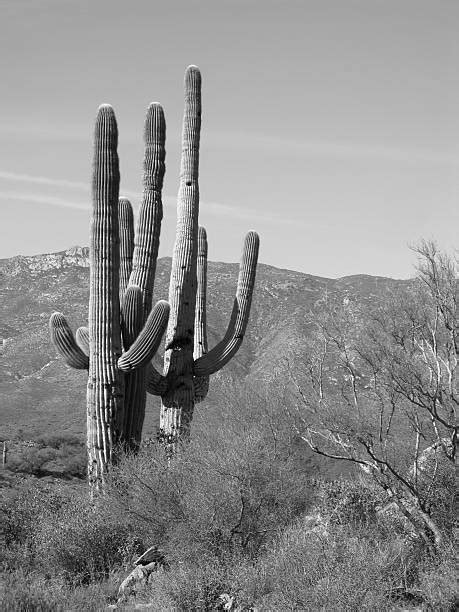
[0,0,458,278]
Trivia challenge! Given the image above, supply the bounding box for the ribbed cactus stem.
[76,326,90,356]
[194,231,259,377]
[121,103,166,445]
[160,66,202,446]
[119,198,134,302]
[50,313,89,369]
[165,66,201,356]
[194,226,208,359]
[87,104,123,490]
[129,103,165,315]
[193,226,209,402]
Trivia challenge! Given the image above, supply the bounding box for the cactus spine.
[50,104,169,490]
[149,66,260,450]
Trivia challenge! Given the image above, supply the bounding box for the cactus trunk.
[122,103,165,447]
[87,105,123,490]
[159,67,202,448]
[156,66,259,451]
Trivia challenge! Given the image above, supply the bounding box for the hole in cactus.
[186,181,192,186]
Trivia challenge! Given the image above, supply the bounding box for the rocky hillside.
[0,247,406,441]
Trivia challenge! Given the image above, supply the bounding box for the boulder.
[117,562,160,599]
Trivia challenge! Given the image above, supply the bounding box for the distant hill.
[0,247,407,444]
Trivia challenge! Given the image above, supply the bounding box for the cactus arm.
[49,313,89,369]
[193,226,209,402]
[193,231,259,377]
[129,103,165,315]
[194,226,208,359]
[119,285,143,442]
[118,300,170,372]
[121,285,143,350]
[145,363,168,396]
[160,66,202,445]
[119,197,135,302]
[76,326,90,357]
[87,104,123,489]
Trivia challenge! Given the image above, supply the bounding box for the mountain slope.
[0,247,406,441]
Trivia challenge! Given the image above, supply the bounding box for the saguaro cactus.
[146,66,260,449]
[50,65,259,477]
[50,103,169,489]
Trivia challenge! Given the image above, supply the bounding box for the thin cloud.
[199,198,302,226]
[0,169,299,226]
[0,191,89,211]
[0,170,88,190]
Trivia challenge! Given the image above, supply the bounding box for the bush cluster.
[1,387,456,610]
[4,433,86,478]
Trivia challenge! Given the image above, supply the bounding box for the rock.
[218,593,235,610]
[117,561,163,600]
[118,566,149,599]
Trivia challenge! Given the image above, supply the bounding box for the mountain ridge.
[0,246,409,283]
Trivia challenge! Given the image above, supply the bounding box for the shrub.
[0,569,118,611]
[151,557,231,612]
[233,520,396,610]
[108,405,311,567]
[1,478,139,583]
[6,435,86,478]
[1,481,67,570]
[416,540,459,610]
[313,476,385,528]
[34,492,140,584]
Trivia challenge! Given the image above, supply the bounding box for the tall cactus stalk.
[50,104,169,490]
[87,105,124,479]
[148,66,260,450]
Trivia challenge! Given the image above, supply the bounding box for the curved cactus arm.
[118,300,170,372]
[49,312,89,369]
[120,285,146,444]
[145,362,168,396]
[119,197,135,302]
[193,231,259,377]
[121,285,143,350]
[194,226,209,402]
[129,103,166,315]
[76,326,90,356]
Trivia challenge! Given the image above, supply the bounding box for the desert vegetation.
[1,243,457,609]
[0,66,457,610]
[1,370,456,610]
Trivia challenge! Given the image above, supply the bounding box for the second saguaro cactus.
[50,103,169,489]
[147,66,260,449]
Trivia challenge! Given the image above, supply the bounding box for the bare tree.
[287,242,457,550]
